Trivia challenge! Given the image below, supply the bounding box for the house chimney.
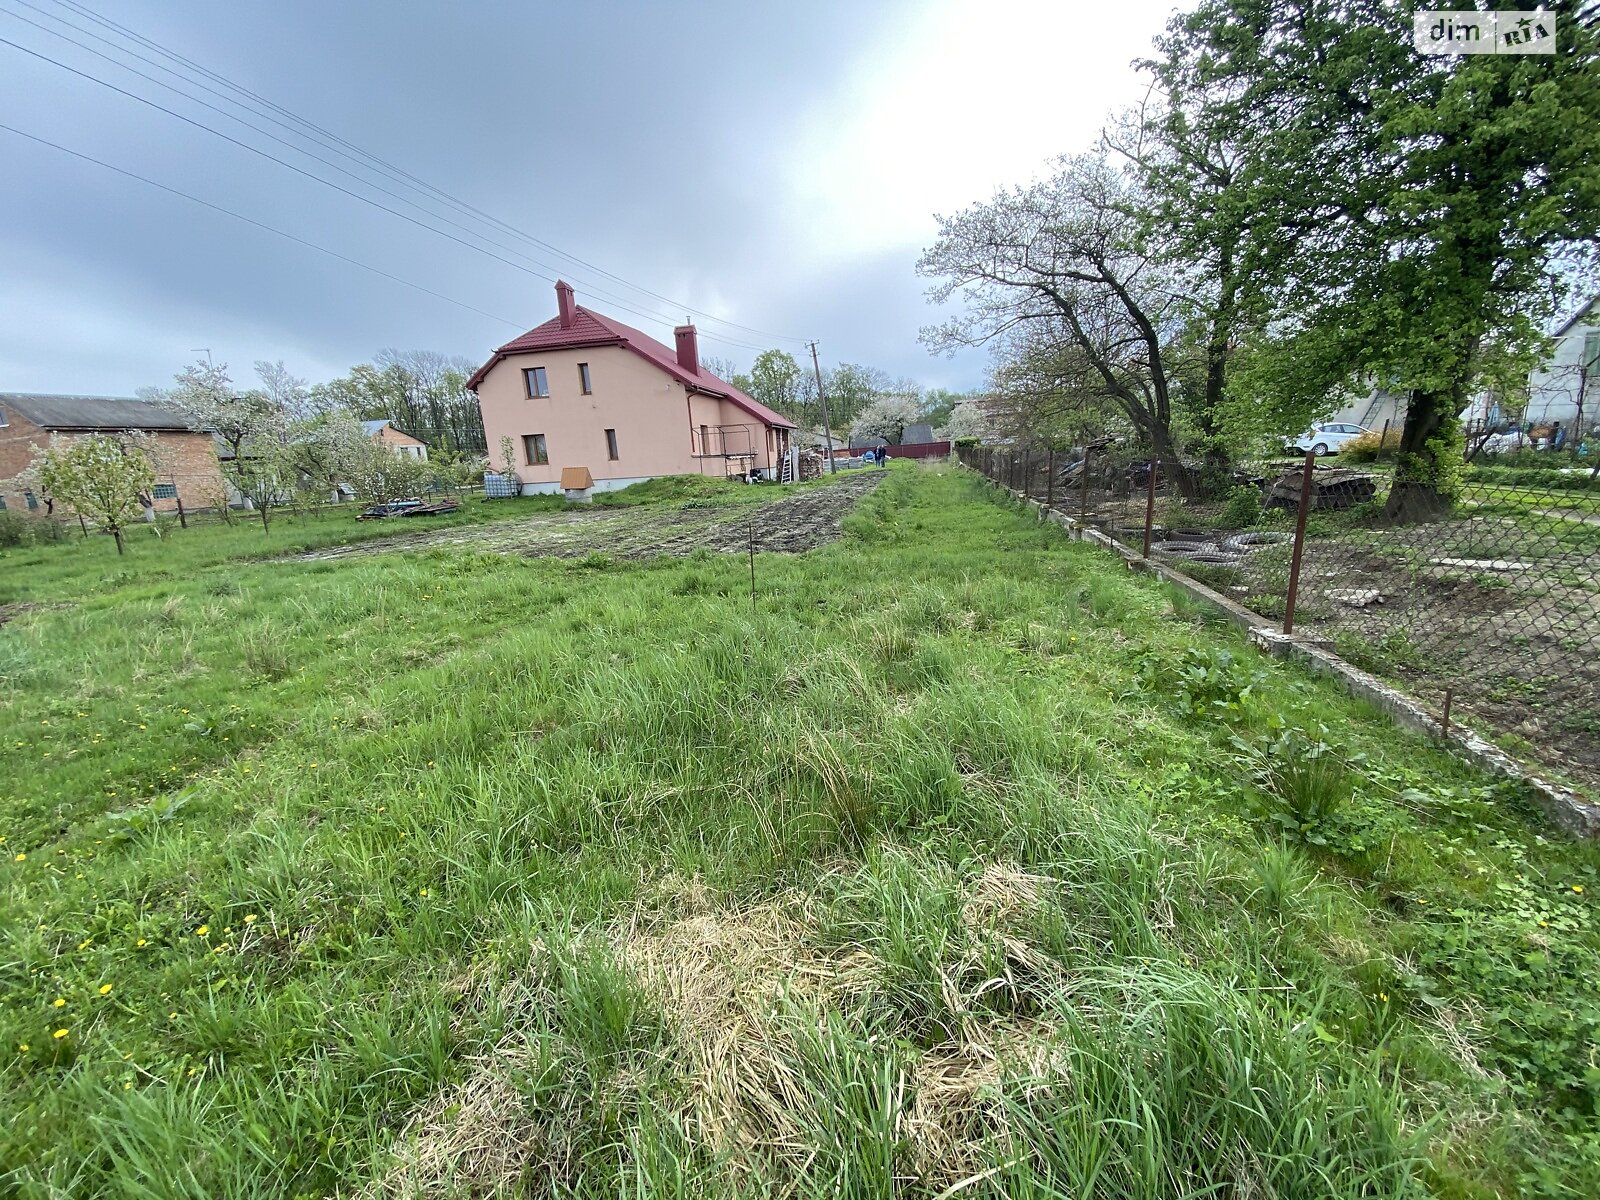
[556,280,576,329]
[674,324,699,374]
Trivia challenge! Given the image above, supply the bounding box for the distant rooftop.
[0,392,197,432]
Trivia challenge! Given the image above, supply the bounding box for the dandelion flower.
[169,1012,177,1020]
[1378,992,1388,1002]
[53,1029,67,1040]
[1574,885,1586,894]
[308,762,319,769]
[243,914,257,924]
[136,938,147,947]
[195,925,209,937]
[17,1043,28,1053]
[123,1081,133,1090]
[98,984,112,996]
[419,888,429,898]
[51,998,65,1008]
[12,853,23,862]
[77,939,91,951]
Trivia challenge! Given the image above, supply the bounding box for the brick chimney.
[674,324,699,374]
[555,280,576,329]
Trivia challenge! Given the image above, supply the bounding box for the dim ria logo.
[1415,9,1556,54]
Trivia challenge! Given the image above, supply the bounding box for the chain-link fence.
[958,444,1600,792]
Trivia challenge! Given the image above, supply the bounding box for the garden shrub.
[1219,484,1263,528]
[1340,428,1403,462]
[0,511,35,548]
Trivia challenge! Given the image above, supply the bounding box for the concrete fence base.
[970,470,1600,839]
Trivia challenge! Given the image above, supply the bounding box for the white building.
[1525,296,1599,434]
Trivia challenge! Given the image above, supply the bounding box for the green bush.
[0,511,34,548]
[1340,428,1403,462]
[1467,465,1600,493]
[1218,484,1263,528]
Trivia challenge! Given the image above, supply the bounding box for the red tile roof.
[466,301,796,430]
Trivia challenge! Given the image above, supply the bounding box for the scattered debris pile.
[1265,465,1377,511]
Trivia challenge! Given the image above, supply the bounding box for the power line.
[14,0,809,347]
[5,0,755,341]
[0,121,529,330]
[0,29,773,353]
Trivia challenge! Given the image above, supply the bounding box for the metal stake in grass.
[1143,457,1158,558]
[748,519,757,611]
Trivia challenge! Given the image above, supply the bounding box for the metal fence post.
[1046,450,1055,509]
[1022,450,1031,499]
[176,496,187,530]
[1379,418,1392,460]
[1283,451,1317,634]
[1142,458,1158,558]
[1080,448,1091,522]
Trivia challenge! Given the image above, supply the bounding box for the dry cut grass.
[367,863,1070,1197]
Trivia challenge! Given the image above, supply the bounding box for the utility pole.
[808,341,836,474]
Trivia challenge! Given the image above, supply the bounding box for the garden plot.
[297,470,885,563]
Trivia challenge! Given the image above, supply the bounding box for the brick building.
[0,393,225,515]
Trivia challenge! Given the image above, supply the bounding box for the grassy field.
[3,465,1599,1197]
[0,472,815,608]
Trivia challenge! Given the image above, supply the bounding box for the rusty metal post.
[1045,450,1055,509]
[1441,688,1454,737]
[1142,458,1158,558]
[1379,418,1392,460]
[176,495,187,529]
[1080,448,1091,522]
[1283,450,1317,634]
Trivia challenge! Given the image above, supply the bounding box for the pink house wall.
[477,344,778,491]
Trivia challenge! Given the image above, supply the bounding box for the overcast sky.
[0,0,1180,397]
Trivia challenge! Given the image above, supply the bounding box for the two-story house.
[467,282,796,493]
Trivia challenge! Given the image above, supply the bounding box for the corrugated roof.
[901,423,936,445]
[467,296,797,431]
[1,393,198,431]
[360,419,390,435]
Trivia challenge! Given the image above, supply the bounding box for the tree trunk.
[112,527,124,556]
[1384,387,1457,521]
[259,504,270,533]
[1148,423,1199,501]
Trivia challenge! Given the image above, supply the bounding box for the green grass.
[3,465,1599,1197]
[0,494,566,606]
[0,473,858,608]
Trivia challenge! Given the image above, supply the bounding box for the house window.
[25,489,38,510]
[153,483,178,500]
[699,423,709,454]
[579,362,592,394]
[524,366,549,398]
[524,433,548,465]
[605,428,619,461]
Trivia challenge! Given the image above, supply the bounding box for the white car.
[1289,421,1371,456]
